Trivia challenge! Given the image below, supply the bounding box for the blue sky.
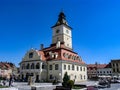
[0,0,120,66]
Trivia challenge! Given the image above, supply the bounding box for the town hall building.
[20,12,87,82]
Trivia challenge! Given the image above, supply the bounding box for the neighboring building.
[87,63,112,79]
[111,59,120,77]
[20,12,87,82]
[87,64,97,79]
[97,63,112,77]
[0,62,18,79]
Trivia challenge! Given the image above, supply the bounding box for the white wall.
[97,68,112,76]
[47,60,87,82]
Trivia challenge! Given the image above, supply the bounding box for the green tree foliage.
[62,72,70,87]
[67,80,74,88]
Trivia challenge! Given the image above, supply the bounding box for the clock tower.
[51,12,72,50]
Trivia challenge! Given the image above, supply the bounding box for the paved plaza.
[0,81,120,90]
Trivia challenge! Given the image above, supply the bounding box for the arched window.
[22,64,25,69]
[36,63,40,69]
[31,63,34,69]
[66,53,69,58]
[72,55,74,60]
[63,53,66,57]
[68,55,71,59]
[77,56,79,60]
[74,56,76,60]
[26,63,30,69]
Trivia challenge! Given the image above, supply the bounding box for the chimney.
[40,44,44,50]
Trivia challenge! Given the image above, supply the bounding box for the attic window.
[29,52,33,58]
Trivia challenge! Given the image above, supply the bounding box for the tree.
[62,72,70,87]
[67,80,74,88]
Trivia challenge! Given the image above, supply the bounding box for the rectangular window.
[49,65,52,70]
[80,75,82,79]
[83,67,85,71]
[75,75,76,79]
[64,65,66,70]
[116,63,118,67]
[42,64,45,69]
[72,65,74,70]
[113,68,115,72]
[68,65,70,70]
[113,63,114,67]
[29,52,33,58]
[117,68,119,72]
[77,66,79,71]
[55,64,59,70]
[49,75,53,79]
[84,75,86,79]
[80,67,82,71]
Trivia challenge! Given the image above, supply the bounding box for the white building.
[87,64,112,79]
[20,12,87,82]
[97,68,112,77]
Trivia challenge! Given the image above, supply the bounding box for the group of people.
[2,75,14,87]
[98,77,111,88]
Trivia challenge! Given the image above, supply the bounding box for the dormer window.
[29,52,33,58]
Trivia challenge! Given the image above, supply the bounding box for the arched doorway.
[36,75,39,82]
[22,74,24,80]
[26,73,30,81]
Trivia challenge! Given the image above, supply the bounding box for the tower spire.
[52,11,72,29]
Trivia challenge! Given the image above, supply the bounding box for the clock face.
[66,30,69,34]
[56,29,60,33]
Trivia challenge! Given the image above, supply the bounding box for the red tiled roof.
[0,62,13,70]
[87,64,107,69]
[4,63,12,69]
[37,50,46,61]
[37,44,85,64]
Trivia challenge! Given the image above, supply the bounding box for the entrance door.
[36,75,39,82]
[26,73,30,82]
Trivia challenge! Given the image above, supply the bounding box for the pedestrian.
[2,80,6,86]
[9,75,12,87]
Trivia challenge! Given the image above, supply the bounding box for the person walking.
[9,75,12,87]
